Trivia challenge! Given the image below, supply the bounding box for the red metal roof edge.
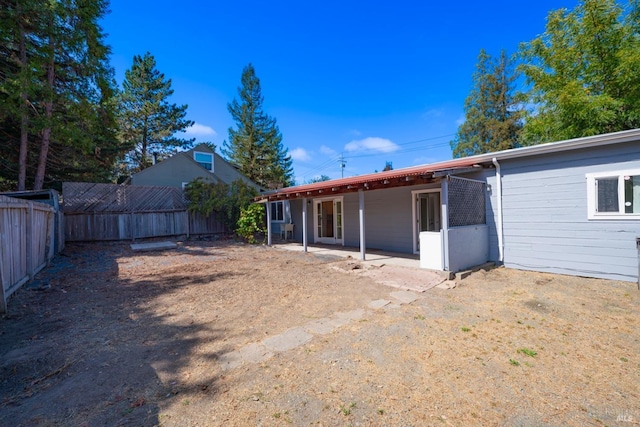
[256,156,485,201]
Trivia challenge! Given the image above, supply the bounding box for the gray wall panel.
[498,142,640,281]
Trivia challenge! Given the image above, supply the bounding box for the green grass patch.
[517,347,537,357]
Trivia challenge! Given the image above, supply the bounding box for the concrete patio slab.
[304,318,338,335]
[262,327,313,352]
[218,350,243,371]
[239,342,273,364]
[273,243,420,269]
[130,241,177,252]
[326,316,352,329]
[390,290,420,304]
[334,309,365,320]
[369,299,391,309]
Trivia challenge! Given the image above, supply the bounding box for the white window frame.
[586,169,640,220]
[194,151,214,172]
[270,201,285,223]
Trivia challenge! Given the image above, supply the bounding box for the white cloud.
[290,147,311,162]
[320,145,337,156]
[413,156,439,165]
[185,122,217,137]
[348,129,362,137]
[422,108,444,119]
[455,115,465,126]
[344,137,400,154]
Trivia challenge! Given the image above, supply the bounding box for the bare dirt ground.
[1,240,639,426]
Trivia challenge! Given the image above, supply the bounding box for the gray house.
[130,144,259,190]
[257,129,640,282]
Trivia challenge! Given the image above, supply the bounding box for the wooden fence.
[0,195,56,313]
[63,182,228,242]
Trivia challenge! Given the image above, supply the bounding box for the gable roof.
[256,128,640,202]
[131,146,211,180]
[131,143,259,189]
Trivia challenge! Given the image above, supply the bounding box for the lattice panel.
[448,176,486,227]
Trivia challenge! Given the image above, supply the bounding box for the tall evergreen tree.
[117,52,194,172]
[0,0,41,190]
[519,0,640,142]
[0,0,122,190]
[223,63,293,189]
[451,49,524,158]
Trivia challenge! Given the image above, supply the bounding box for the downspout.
[492,158,504,263]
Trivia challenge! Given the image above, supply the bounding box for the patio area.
[272,242,422,269]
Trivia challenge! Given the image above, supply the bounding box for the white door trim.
[313,196,344,245]
[411,189,442,254]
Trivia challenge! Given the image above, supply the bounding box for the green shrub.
[237,204,266,243]
[184,178,257,231]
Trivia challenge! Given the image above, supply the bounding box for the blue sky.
[102,0,578,184]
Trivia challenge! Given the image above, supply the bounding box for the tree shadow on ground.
[0,242,233,426]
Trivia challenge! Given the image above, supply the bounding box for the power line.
[295,132,456,178]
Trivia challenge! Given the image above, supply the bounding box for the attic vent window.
[194,152,213,171]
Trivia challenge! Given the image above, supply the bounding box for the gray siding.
[360,186,418,253]
[301,184,439,253]
[496,142,640,281]
[459,169,500,262]
[289,199,304,241]
[131,144,258,190]
[131,154,219,188]
[212,152,259,189]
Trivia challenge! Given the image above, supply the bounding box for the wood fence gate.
[0,195,56,312]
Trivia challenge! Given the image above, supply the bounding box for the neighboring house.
[257,129,640,282]
[130,143,259,190]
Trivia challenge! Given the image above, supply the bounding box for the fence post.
[26,201,33,280]
[129,185,135,241]
[47,209,55,262]
[0,247,6,313]
[185,210,190,239]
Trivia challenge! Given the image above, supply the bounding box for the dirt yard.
[1,240,639,426]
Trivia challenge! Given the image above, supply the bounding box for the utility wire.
[295,132,456,178]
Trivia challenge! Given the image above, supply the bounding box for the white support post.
[266,201,272,246]
[359,189,366,261]
[441,178,450,271]
[636,237,640,290]
[302,197,308,252]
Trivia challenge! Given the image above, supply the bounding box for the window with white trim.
[194,151,213,171]
[270,201,284,222]
[586,169,640,219]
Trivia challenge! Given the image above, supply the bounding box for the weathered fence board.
[0,195,55,313]
[63,182,229,242]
